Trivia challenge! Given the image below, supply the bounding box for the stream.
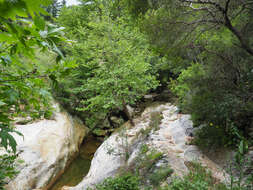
[50,136,102,190]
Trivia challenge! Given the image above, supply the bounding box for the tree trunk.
[224,15,253,57]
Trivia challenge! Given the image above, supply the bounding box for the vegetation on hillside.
[0,0,253,188]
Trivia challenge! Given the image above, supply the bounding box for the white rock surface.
[4,105,88,190]
[63,103,230,190]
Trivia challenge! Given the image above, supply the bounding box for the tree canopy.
[0,0,71,152]
[55,1,160,131]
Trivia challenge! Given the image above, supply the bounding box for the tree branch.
[225,0,231,14]
[180,0,225,12]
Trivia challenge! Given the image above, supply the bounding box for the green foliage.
[0,0,51,19]
[122,0,151,18]
[127,144,171,189]
[0,0,72,186]
[0,153,19,189]
[149,111,163,131]
[55,3,160,131]
[165,162,227,190]
[226,138,253,190]
[172,58,253,146]
[135,149,163,175]
[125,0,253,145]
[90,174,140,190]
[0,0,71,152]
[193,125,233,149]
[149,166,173,187]
[163,159,252,190]
[170,63,205,110]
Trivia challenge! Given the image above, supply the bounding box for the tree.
[0,0,70,152]
[0,0,72,186]
[173,0,253,56]
[76,19,159,125]
[122,0,253,144]
[55,3,159,130]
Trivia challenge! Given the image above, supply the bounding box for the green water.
[50,136,102,190]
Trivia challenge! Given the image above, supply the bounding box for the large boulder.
[5,104,88,190]
[62,103,230,190]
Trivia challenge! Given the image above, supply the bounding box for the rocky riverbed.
[62,103,231,190]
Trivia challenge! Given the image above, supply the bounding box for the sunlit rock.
[5,104,88,190]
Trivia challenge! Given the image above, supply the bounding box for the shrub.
[193,124,239,149]
[149,166,173,187]
[171,61,253,147]
[92,174,140,190]
[166,162,228,190]
[55,4,159,131]
[0,153,19,189]
[150,112,163,131]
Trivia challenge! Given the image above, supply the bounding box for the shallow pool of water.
[50,136,102,190]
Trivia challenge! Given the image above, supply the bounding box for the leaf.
[52,42,64,58]
[10,44,17,55]
[39,30,48,38]
[34,16,45,30]
[47,27,65,36]
[0,33,16,43]
[0,100,6,106]
[0,55,12,65]
[6,133,17,153]
[239,140,244,154]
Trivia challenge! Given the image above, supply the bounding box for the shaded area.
[50,136,102,190]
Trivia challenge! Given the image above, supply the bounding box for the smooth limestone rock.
[63,103,230,190]
[5,104,88,190]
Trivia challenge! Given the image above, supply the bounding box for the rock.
[110,116,125,127]
[184,145,203,162]
[4,104,89,190]
[62,103,231,189]
[144,94,158,100]
[126,105,135,118]
[15,116,33,125]
[62,131,128,190]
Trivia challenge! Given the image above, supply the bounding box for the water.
[50,136,102,190]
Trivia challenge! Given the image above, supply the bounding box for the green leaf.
[0,33,16,43]
[34,16,45,30]
[0,100,6,106]
[52,42,64,58]
[6,133,17,153]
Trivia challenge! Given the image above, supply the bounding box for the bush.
[165,162,228,190]
[92,174,140,190]
[171,61,253,147]
[193,124,240,149]
[149,166,173,187]
[55,3,160,132]
[0,154,19,189]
